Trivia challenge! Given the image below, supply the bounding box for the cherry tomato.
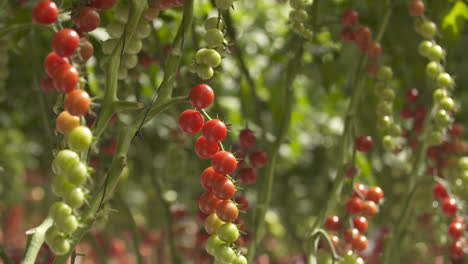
[68,126,93,152]
[344,228,359,243]
[202,119,227,143]
[353,216,368,232]
[205,213,225,235]
[199,192,222,215]
[212,176,236,200]
[32,1,58,24]
[366,186,384,203]
[449,221,464,239]
[55,214,78,234]
[201,167,224,192]
[53,150,80,175]
[179,110,204,134]
[409,0,424,16]
[442,198,457,216]
[77,39,94,62]
[44,52,69,77]
[449,239,466,259]
[214,244,236,263]
[352,183,367,198]
[88,0,117,10]
[341,27,355,42]
[63,185,84,208]
[40,77,55,93]
[355,135,373,152]
[65,89,91,116]
[189,84,214,109]
[342,9,358,26]
[52,28,80,57]
[212,151,237,175]
[450,123,463,138]
[351,234,368,252]
[355,26,371,50]
[49,236,71,255]
[346,197,363,214]
[328,234,339,250]
[249,150,268,168]
[73,6,100,32]
[195,136,219,159]
[234,195,249,211]
[56,110,80,135]
[232,255,247,264]
[239,128,256,148]
[362,201,377,218]
[216,200,238,222]
[433,183,448,200]
[365,41,381,59]
[238,167,257,184]
[53,64,79,93]
[49,202,72,221]
[206,235,224,256]
[325,216,341,232]
[217,222,239,243]
[67,162,89,185]
[52,174,67,197]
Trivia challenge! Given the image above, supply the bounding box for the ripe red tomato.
[53,64,79,93]
[198,192,222,215]
[346,165,359,178]
[362,201,377,218]
[216,200,238,222]
[355,135,373,152]
[88,0,117,10]
[342,9,358,26]
[442,198,457,216]
[324,216,341,232]
[355,26,372,51]
[450,123,463,138]
[365,41,382,59]
[201,167,224,192]
[40,77,55,93]
[212,176,236,200]
[44,52,69,77]
[409,0,424,17]
[449,239,466,259]
[32,1,58,24]
[340,27,355,42]
[238,167,257,184]
[195,136,219,159]
[352,234,368,252]
[52,29,80,57]
[56,111,80,135]
[449,221,464,239]
[352,183,367,198]
[249,150,268,168]
[72,6,100,32]
[344,228,359,243]
[433,183,448,200]
[179,110,204,134]
[64,89,91,116]
[239,129,256,148]
[234,196,249,211]
[202,119,227,143]
[212,151,237,175]
[353,216,368,233]
[328,234,339,250]
[405,88,419,103]
[346,197,363,214]
[77,39,94,62]
[366,186,384,203]
[189,84,214,109]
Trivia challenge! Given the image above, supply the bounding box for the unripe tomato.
[49,202,72,221]
[205,29,224,47]
[67,162,89,185]
[196,64,214,80]
[215,0,235,10]
[45,226,61,246]
[50,236,71,255]
[68,126,93,152]
[232,255,248,264]
[55,214,78,234]
[63,185,85,208]
[217,222,239,243]
[214,244,236,263]
[52,174,67,197]
[206,235,224,255]
[56,111,80,135]
[204,213,225,235]
[205,17,224,30]
[53,149,80,175]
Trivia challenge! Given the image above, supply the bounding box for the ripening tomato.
[199,192,222,215]
[362,201,377,218]
[216,200,238,222]
[351,234,368,252]
[366,186,384,203]
[56,110,80,135]
[64,89,91,116]
[204,213,225,235]
[344,228,359,243]
[212,176,236,200]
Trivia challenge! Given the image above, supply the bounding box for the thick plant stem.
[21,217,53,264]
[115,195,144,264]
[246,42,304,262]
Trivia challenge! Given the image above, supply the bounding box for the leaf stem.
[21,217,53,264]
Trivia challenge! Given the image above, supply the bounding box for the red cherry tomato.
[355,135,373,152]
[179,110,204,134]
[53,64,79,93]
[346,197,363,214]
[239,129,256,148]
[362,201,377,218]
[238,167,257,184]
[44,52,69,77]
[212,176,236,200]
[189,84,214,109]
[201,167,224,192]
[202,119,227,143]
[195,136,219,159]
[32,1,58,24]
[88,0,117,10]
[249,150,268,168]
[64,89,91,116]
[212,151,237,175]
[52,28,80,57]
[366,186,384,203]
[353,216,368,233]
[433,183,448,200]
[352,234,368,252]
[324,216,341,232]
[342,9,358,26]
[72,6,100,32]
[234,196,249,211]
[216,200,239,222]
[352,183,367,198]
[442,198,457,216]
[198,192,221,215]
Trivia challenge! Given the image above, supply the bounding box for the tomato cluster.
[177,83,247,263]
[289,0,313,40]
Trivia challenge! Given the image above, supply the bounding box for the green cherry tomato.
[290,0,305,9]
[217,222,239,243]
[50,236,71,255]
[45,226,62,246]
[434,109,450,127]
[433,88,448,103]
[107,21,125,38]
[388,123,402,137]
[316,250,332,264]
[196,64,214,80]
[377,115,392,131]
[205,29,224,48]
[428,130,442,145]
[52,174,67,197]
[122,53,138,69]
[102,39,119,55]
[459,157,468,170]
[63,186,85,208]
[289,9,308,23]
[418,41,433,58]
[114,4,130,23]
[125,37,143,54]
[232,255,248,264]
[55,214,78,234]
[426,61,442,79]
[380,88,395,102]
[214,244,236,264]
[215,0,235,10]
[420,21,437,39]
[382,135,394,150]
[377,66,393,81]
[49,201,72,221]
[440,97,454,111]
[68,126,93,152]
[205,17,223,30]
[436,73,454,88]
[205,213,225,235]
[376,101,392,116]
[427,44,444,61]
[53,150,80,175]
[136,20,152,39]
[206,235,224,256]
[196,48,210,64]
[67,162,89,185]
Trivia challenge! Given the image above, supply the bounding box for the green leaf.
[442,1,468,42]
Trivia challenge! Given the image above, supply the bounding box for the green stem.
[21,217,53,264]
[115,195,144,264]
[113,101,145,112]
[0,244,13,264]
[246,41,304,262]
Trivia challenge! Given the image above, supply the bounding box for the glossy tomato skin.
[53,64,79,93]
[366,186,384,203]
[355,135,373,152]
[212,151,237,175]
[179,110,204,134]
[64,89,91,116]
[195,136,219,159]
[202,119,227,143]
[201,167,224,192]
[449,221,464,239]
[56,111,80,135]
[189,84,214,109]
[344,228,359,243]
[216,200,238,222]
[346,197,363,214]
[212,176,236,200]
[249,150,268,168]
[72,7,100,32]
[44,52,69,77]
[353,216,368,232]
[352,234,368,252]
[32,1,58,24]
[88,0,117,10]
[52,29,80,57]
[238,167,257,184]
[325,216,341,232]
[442,198,457,216]
[362,201,377,218]
[199,192,222,215]
[352,183,367,198]
[433,183,448,200]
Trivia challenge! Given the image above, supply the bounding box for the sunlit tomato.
[346,197,363,214]
[366,186,384,203]
[325,216,341,232]
[56,110,80,135]
[32,1,58,24]
[362,201,377,218]
[189,84,214,109]
[352,234,368,252]
[353,216,368,233]
[52,29,80,57]
[64,89,91,116]
[216,200,238,222]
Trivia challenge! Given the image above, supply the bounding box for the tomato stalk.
[20,217,53,264]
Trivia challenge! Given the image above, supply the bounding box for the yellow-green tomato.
[205,213,225,235]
